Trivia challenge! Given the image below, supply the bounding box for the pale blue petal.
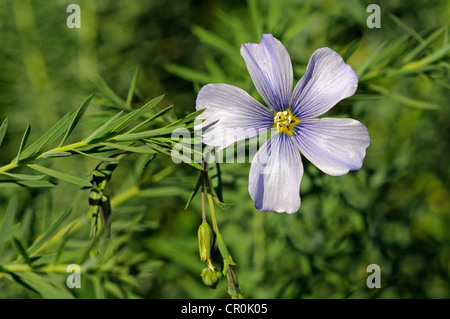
[248,133,303,214]
[241,34,293,112]
[195,83,274,151]
[290,48,358,119]
[293,118,370,176]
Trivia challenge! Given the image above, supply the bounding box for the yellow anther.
[273,109,298,134]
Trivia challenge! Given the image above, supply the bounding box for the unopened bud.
[198,221,213,262]
[201,267,221,288]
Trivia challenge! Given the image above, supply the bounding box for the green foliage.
[0,0,448,299]
[0,65,203,298]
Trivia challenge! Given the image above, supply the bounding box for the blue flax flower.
[196,34,370,213]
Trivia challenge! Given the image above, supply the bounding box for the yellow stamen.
[273,109,298,134]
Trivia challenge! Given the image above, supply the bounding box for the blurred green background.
[0,0,448,298]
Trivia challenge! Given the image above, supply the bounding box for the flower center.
[273,109,298,135]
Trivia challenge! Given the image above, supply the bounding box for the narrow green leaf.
[341,38,362,62]
[14,272,74,299]
[217,233,236,266]
[138,186,189,198]
[152,135,198,144]
[112,127,176,142]
[18,207,33,243]
[17,180,55,188]
[192,25,241,64]
[72,149,119,162]
[150,143,202,170]
[415,44,450,67]
[185,174,201,209]
[84,111,124,143]
[388,13,424,44]
[0,180,55,188]
[283,3,313,42]
[110,95,164,134]
[59,93,94,147]
[27,164,92,187]
[92,276,106,299]
[348,94,385,100]
[247,0,263,40]
[356,40,387,76]
[266,0,283,34]
[101,142,159,154]
[401,26,447,64]
[369,84,441,110]
[52,224,74,265]
[207,162,234,210]
[213,198,235,210]
[204,56,227,82]
[382,64,440,79]
[77,218,112,264]
[208,161,233,209]
[371,35,410,69]
[28,207,72,255]
[104,282,126,298]
[151,136,205,164]
[126,67,140,109]
[165,63,214,84]
[168,109,205,128]
[13,237,32,265]
[15,124,31,163]
[41,151,72,158]
[393,94,442,110]
[0,172,45,181]
[91,75,126,107]
[0,117,8,148]
[209,162,223,201]
[125,105,173,134]
[0,196,18,248]
[217,11,251,46]
[20,113,72,160]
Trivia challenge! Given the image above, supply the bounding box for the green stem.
[201,178,206,222]
[37,141,88,158]
[1,264,71,274]
[0,162,19,174]
[0,141,88,176]
[200,160,241,298]
[202,161,219,234]
[200,160,207,222]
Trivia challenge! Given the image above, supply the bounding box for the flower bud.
[198,221,213,262]
[201,267,221,288]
